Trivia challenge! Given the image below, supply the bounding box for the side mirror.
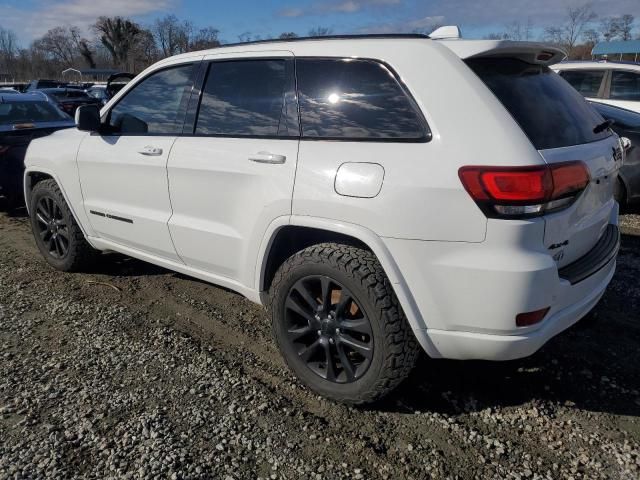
[75,105,101,132]
[620,136,632,152]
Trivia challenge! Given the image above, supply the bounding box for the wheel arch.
[23,167,92,239]
[256,215,438,357]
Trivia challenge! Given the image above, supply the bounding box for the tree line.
[0,14,336,82]
[0,3,638,83]
[484,5,637,59]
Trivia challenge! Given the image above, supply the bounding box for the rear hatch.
[446,42,621,267]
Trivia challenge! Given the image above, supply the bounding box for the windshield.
[0,101,69,125]
[467,58,611,150]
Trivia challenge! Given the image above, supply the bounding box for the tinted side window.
[610,71,640,101]
[558,70,605,97]
[296,58,428,141]
[195,59,297,137]
[109,64,195,135]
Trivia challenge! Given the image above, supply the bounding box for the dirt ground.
[1,208,639,479]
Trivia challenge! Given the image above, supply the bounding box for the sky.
[1,0,640,46]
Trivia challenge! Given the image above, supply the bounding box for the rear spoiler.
[437,39,566,66]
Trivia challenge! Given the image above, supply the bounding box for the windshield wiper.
[593,119,614,134]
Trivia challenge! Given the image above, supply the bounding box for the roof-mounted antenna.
[430,25,462,40]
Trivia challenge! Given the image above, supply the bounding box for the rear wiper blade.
[593,119,614,134]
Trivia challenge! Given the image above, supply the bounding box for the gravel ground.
[1,209,639,480]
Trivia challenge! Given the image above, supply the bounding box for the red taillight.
[459,162,589,218]
[516,307,550,327]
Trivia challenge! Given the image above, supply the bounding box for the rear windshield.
[467,58,611,150]
[0,101,68,125]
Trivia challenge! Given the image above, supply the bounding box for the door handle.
[248,151,286,164]
[138,146,163,156]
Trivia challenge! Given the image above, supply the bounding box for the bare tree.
[308,27,333,37]
[190,27,220,50]
[153,14,192,57]
[618,14,635,41]
[505,20,531,41]
[279,32,298,39]
[582,28,600,50]
[0,26,17,57]
[600,17,620,42]
[94,17,142,70]
[545,3,597,57]
[32,27,82,66]
[483,32,508,40]
[0,26,18,79]
[131,29,158,70]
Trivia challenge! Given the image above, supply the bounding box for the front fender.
[23,129,96,239]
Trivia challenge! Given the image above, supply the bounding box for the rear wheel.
[270,243,420,404]
[29,179,98,271]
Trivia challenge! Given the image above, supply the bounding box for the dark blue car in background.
[0,93,75,211]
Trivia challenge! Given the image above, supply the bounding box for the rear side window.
[108,63,195,135]
[468,58,610,150]
[296,58,429,141]
[558,70,605,97]
[610,71,640,101]
[195,59,298,137]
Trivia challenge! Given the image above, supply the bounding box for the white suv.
[23,34,622,404]
[552,60,640,113]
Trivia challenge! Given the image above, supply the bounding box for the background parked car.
[553,61,640,113]
[25,79,64,91]
[0,93,75,210]
[85,85,109,106]
[589,101,640,206]
[36,88,102,116]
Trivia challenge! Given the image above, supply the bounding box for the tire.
[29,179,98,272]
[269,243,420,405]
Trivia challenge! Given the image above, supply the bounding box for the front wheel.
[29,179,98,272]
[270,243,420,404]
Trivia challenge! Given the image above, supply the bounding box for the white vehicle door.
[77,62,198,261]
[167,51,299,286]
[604,69,640,113]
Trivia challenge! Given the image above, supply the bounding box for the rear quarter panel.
[291,40,547,242]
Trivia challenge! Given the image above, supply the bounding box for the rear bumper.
[425,256,615,360]
[383,218,619,361]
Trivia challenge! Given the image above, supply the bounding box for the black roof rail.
[220,33,430,48]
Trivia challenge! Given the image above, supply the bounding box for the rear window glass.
[0,101,68,125]
[467,58,611,150]
[296,58,429,141]
[558,70,605,97]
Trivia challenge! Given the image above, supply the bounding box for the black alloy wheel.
[34,195,69,259]
[284,275,374,384]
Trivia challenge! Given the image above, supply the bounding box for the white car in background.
[22,32,622,404]
[553,61,640,113]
